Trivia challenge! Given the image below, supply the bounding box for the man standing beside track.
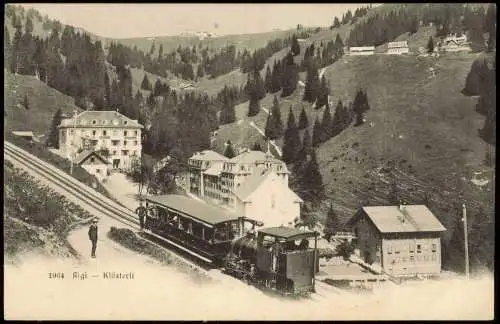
[135,201,147,230]
[88,218,99,258]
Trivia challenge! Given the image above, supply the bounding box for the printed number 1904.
[49,272,65,279]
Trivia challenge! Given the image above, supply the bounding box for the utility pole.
[462,202,470,280]
[70,109,78,175]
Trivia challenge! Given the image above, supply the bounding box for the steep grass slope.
[4,69,80,137]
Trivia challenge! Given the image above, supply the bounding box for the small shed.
[12,131,35,141]
[75,149,111,182]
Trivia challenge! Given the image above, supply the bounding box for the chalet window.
[387,246,393,254]
[90,157,95,163]
[124,121,128,125]
[112,140,119,146]
[96,168,100,173]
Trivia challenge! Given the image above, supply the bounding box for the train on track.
[143,194,319,296]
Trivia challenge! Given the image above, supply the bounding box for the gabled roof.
[145,194,240,227]
[350,46,375,51]
[74,150,111,165]
[190,150,228,162]
[350,205,446,234]
[203,161,225,176]
[58,111,143,129]
[234,166,273,201]
[258,226,318,241]
[233,166,302,203]
[230,150,283,165]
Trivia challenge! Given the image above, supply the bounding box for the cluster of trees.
[463,55,496,146]
[245,68,266,117]
[303,65,329,108]
[331,5,371,29]
[347,4,496,51]
[218,84,247,124]
[143,89,218,164]
[301,35,345,71]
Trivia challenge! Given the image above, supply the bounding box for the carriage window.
[192,222,203,238]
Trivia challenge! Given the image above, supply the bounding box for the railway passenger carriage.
[143,195,262,263]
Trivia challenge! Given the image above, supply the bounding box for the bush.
[336,241,355,260]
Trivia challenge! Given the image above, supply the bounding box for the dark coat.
[135,206,147,218]
[88,224,98,242]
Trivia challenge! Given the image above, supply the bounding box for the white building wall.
[235,174,300,227]
[60,126,142,170]
[80,161,110,182]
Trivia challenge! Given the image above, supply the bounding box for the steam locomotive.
[143,194,319,296]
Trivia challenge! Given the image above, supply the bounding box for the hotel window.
[92,120,97,125]
[124,130,128,136]
[417,244,422,253]
[122,150,128,156]
[135,130,138,136]
[112,151,117,155]
[90,157,95,163]
[124,121,128,125]
[410,255,415,262]
[134,140,138,146]
[113,130,118,136]
[387,246,393,254]
[409,244,415,253]
[70,130,74,135]
[92,130,96,136]
[432,244,437,252]
[103,130,107,136]
[96,168,100,173]
[124,140,127,146]
[431,254,437,261]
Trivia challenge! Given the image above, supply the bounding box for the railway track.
[4,141,214,268]
[5,141,344,301]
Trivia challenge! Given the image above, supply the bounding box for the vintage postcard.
[4,3,495,320]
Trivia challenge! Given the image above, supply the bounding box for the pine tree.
[291,34,300,56]
[282,106,301,164]
[320,102,333,142]
[324,203,340,240]
[248,96,260,117]
[224,140,236,158]
[302,128,313,156]
[271,95,284,139]
[197,63,204,79]
[302,150,324,200]
[23,94,30,110]
[265,112,274,140]
[303,62,320,103]
[281,52,298,97]
[332,99,344,136]
[270,60,281,93]
[141,73,152,90]
[46,108,62,148]
[316,75,329,109]
[312,117,322,147]
[333,17,341,29]
[264,65,272,93]
[352,89,370,126]
[298,106,309,130]
[333,34,344,60]
[427,36,434,53]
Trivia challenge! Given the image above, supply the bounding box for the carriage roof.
[258,226,319,241]
[145,194,241,226]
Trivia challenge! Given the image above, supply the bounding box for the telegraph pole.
[70,109,78,175]
[462,202,470,280]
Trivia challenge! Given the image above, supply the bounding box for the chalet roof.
[190,150,228,162]
[58,111,143,129]
[203,161,225,176]
[234,166,302,203]
[350,205,446,234]
[12,131,34,137]
[350,46,375,51]
[145,194,240,226]
[74,149,111,165]
[229,150,282,165]
[258,226,318,241]
[388,41,408,49]
[234,166,273,201]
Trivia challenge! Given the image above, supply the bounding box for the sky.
[18,3,370,39]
